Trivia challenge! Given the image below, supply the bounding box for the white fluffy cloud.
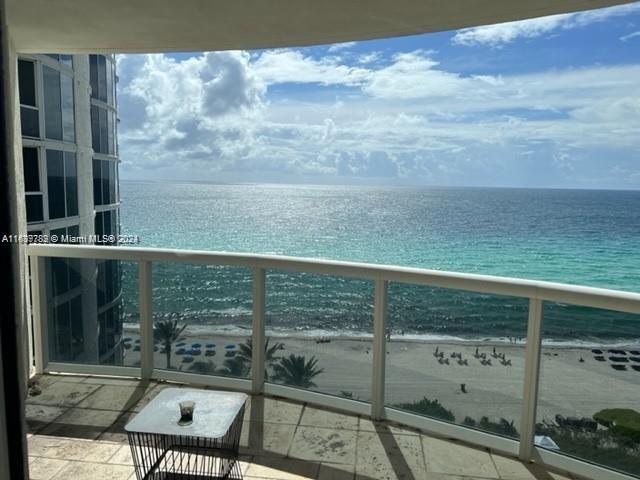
[452,2,640,46]
[116,47,640,188]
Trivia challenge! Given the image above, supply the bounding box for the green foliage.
[236,338,285,380]
[478,417,518,438]
[153,319,187,369]
[188,360,216,374]
[594,409,640,442]
[393,397,455,422]
[538,422,640,476]
[272,354,324,388]
[463,416,476,427]
[218,356,250,378]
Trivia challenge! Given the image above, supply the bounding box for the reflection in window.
[43,65,74,141]
[18,60,40,138]
[46,150,78,219]
[24,147,44,223]
[93,159,118,205]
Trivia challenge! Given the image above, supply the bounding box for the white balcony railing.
[26,243,640,480]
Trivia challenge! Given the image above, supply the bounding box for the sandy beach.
[122,328,640,429]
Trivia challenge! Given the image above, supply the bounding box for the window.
[93,159,118,205]
[43,65,75,142]
[23,147,43,223]
[46,150,78,219]
[45,54,73,68]
[91,105,116,155]
[18,60,39,138]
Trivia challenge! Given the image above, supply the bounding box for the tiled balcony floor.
[26,374,578,480]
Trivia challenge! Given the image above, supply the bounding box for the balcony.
[27,373,578,480]
[25,243,640,480]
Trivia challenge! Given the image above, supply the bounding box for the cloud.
[116,47,640,188]
[327,42,357,52]
[452,2,640,46]
[620,30,640,41]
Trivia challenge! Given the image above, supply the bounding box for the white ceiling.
[6,0,636,53]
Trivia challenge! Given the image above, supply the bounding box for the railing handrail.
[26,243,640,314]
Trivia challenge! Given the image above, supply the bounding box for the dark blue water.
[120,182,640,343]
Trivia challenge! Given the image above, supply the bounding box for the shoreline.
[123,322,640,349]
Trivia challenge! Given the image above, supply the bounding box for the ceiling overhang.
[5,0,637,53]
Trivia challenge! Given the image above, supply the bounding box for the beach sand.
[122,328,640,429]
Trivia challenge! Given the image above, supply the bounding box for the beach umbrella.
[225,344,236,350]
[206,343,216,348]
[192,349,202,356]
[182,355,194,363]
[123,337,132,342]
[176,348,186,355]
[135,339,141,343]
[191,343,202,348]
[176,342,186,347]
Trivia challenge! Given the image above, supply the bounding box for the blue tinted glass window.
[43,66,62,140]
[46,150,65,218]
[93,159,101,205]
[61,74,75,142]
[20,107,39,137]
[23,147,40,192]
[18,60,36,106]
[26,195,43,223]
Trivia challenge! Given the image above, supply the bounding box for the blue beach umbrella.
[225,344,236,350]
[206,343,216,348]
[176,342,186,347]
[123,337,132,342]
[192,343,202,348]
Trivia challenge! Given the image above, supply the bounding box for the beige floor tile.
[28,435,121,463]
[75,384,156,412]
[246,457,319,480]
[241,421,297,456]
[26,404,68,433]
[39,408,123,440]
[97,411,136,443]
[245,397,304,425]
[422,436,498,478]
[491,454,538,479]
[289,426,357,465]
[318,462,355,480]
[356,431,426,480]
[26,382,101,408]
[28,456,70,480]
[81,377,147,386]
[358,418,421,436]
[108,445,134,465]
[300,406,359,430]
[50,461,133,480]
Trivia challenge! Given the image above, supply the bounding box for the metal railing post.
[251,267,266,394]
[139,261,154,380]
[30,256,48,374]
[371,278,388,420]
[519,298,544,461]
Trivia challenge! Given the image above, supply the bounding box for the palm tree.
[153,319,187,369]
[272,354,324,388]
[218,356,250,378]
[236,338,284,380]
[189,360,216,374]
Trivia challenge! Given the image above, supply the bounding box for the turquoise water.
[120,182,640,342]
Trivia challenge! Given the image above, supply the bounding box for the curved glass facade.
[19,54,123,365]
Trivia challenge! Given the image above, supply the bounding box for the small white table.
[126,388,247,479]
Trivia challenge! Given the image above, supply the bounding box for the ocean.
[119,182,640,344]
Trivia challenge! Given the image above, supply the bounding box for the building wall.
[18,53,122,365]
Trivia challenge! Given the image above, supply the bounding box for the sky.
[116,2,640,189]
